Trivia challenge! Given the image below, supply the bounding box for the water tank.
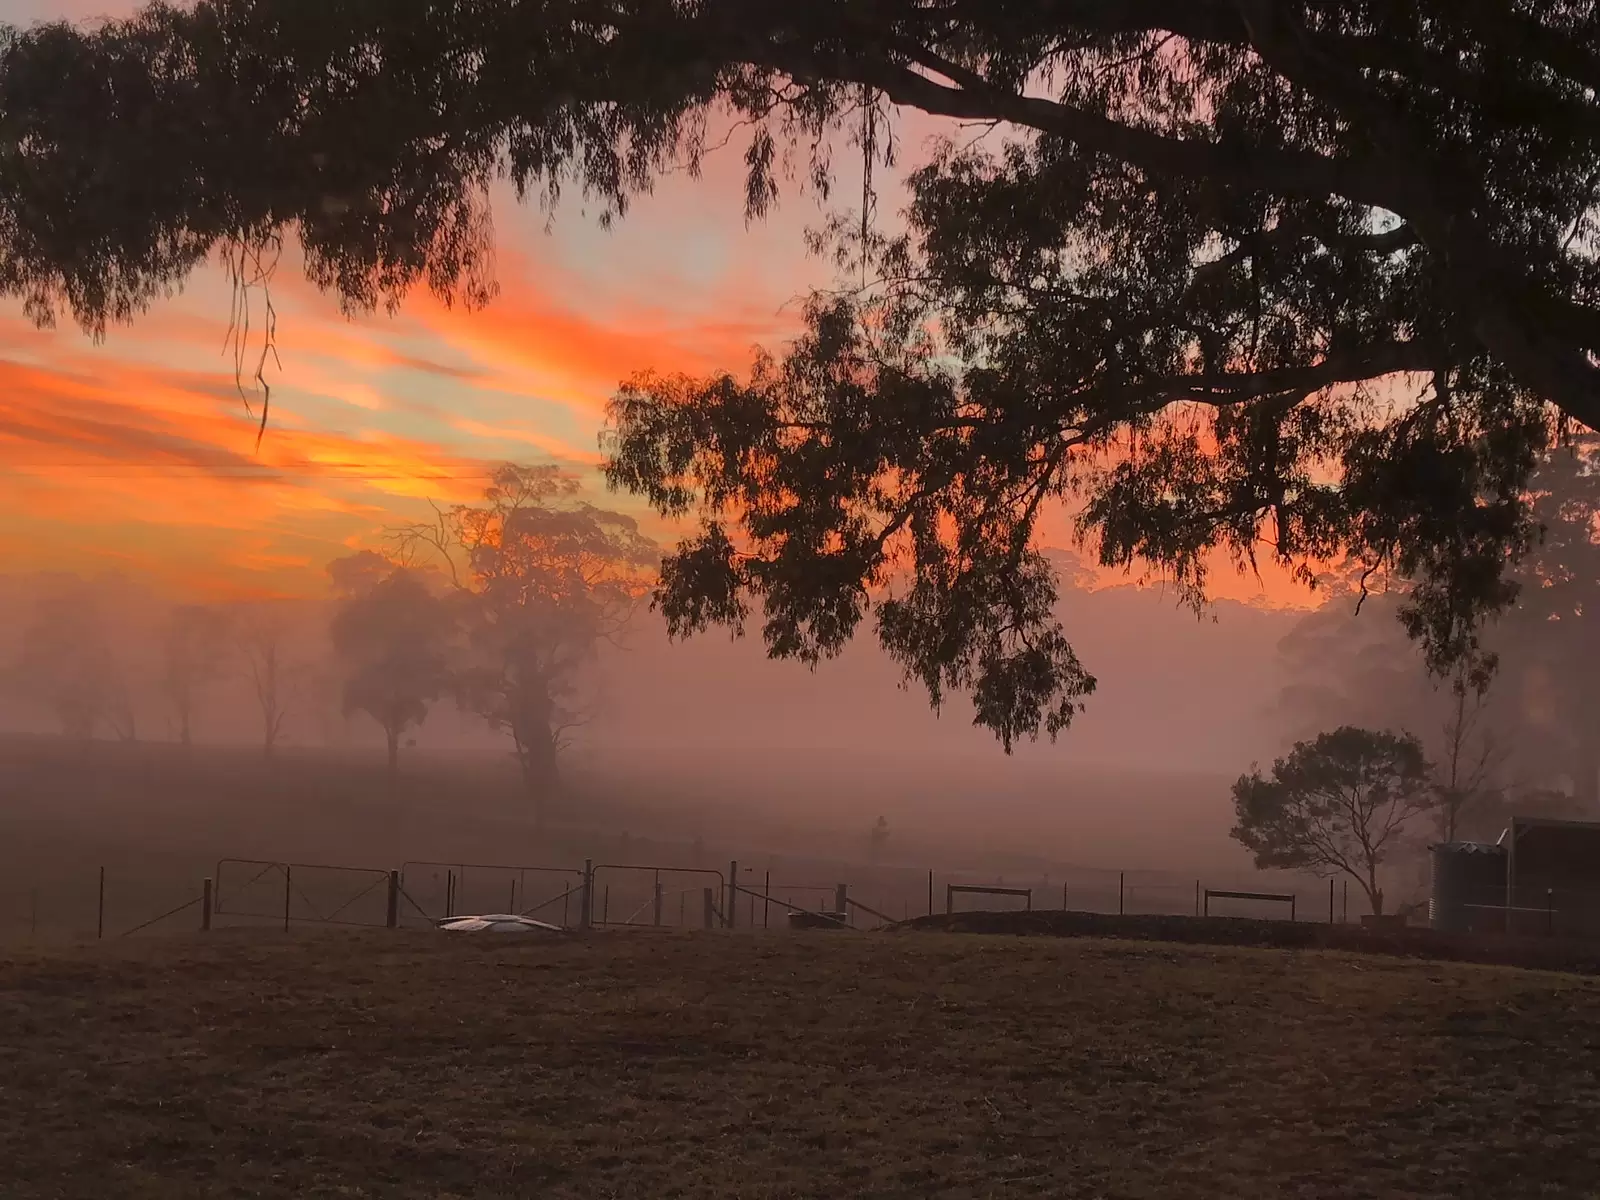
[1429,842,1507,933]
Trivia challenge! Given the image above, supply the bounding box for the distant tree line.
[0,464,655,823]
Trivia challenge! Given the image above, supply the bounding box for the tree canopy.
[5,2,1599,745]
[397,464,655,815]
[1232,725,1432,916]
[1275,438,1600,810]
[328,554,455,773]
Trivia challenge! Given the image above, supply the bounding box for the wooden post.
[386,871,400,929]
[283,865,292,932]
[1062,881,1069,911]
[1119,871,1125,916]
[834,883,848,918]
[727,861,738,929]
[1329,877,1335,924]
[202,877,214,932]
[581,859,593,931]
[764,871,771,930]
[508,880,516,913]
[702,886,715,929]
[928,870,934,916]
[1203,888,1210,918]
[653,870,664,927]
[445,870,454,918]
[97,866,105,940]
[602,885,610,925]
[1291,894,1297,923]
[1342,879,1348,923]
[1195,880,1200,917]
[945,883,953,915]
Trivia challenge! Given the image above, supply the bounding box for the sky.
[0,0,1315,612]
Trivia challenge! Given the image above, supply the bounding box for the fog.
[0,558,1308,877]
[5,528,1592,909]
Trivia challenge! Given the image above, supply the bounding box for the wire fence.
[0,854,1394,946]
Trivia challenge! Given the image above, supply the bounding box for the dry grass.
[3,929,1599,1199]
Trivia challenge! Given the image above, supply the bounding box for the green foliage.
[1232,725,1432,914]
[5,3,1600,744]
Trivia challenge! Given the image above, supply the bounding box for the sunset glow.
[0,1,1312,610]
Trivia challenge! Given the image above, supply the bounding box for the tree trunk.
[512,723,560,828]
[1365,878,1385,917]
[386,726,400,775]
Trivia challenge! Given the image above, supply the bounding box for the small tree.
[1431,667,1506,843]
[1232,727,1433,917]
[237,603,299,760]
[328,554,455,774]
[9,584,124,741]
[160,603,231,747]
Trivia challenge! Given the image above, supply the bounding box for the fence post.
[727,860,737,929]
[97,866,105,940]
[386,871,400,930]
[1329,877,1335,925]
[1291,894,1297,923]
[703,886,715,929]
[1547,888,1554,936]
[764,870,771,930]
[581,859,593,931]
[945,883,953,915]
[1342,879,1348,923]
[445,870,455,919]
[1203,889,1209,918]
[1119,871,1125,916]
[834,883,848,918]
[1195,880,1200,917]
[927,870,934,916]
[653,871,663,927]
[202,877,214,932]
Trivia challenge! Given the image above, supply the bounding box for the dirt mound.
[900,908,1600,975]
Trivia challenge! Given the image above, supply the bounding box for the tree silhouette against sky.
[1,3,1597,745]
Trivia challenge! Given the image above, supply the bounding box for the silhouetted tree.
[868,815,889,864]
[328,553,455,774]
[1233,726,1432,916]
[1495,441,1600,805]
[160,603,231,747]
[4,5,1599,741]
[8,582,125,740]
[1276,440,1600,812]
[398,465,654,820]
[237,603,297,760]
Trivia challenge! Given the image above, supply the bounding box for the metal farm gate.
[399,861,585,927]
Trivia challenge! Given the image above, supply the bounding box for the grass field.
[4,929,1599,1198]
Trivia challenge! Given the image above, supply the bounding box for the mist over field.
[0,553,1308,886]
